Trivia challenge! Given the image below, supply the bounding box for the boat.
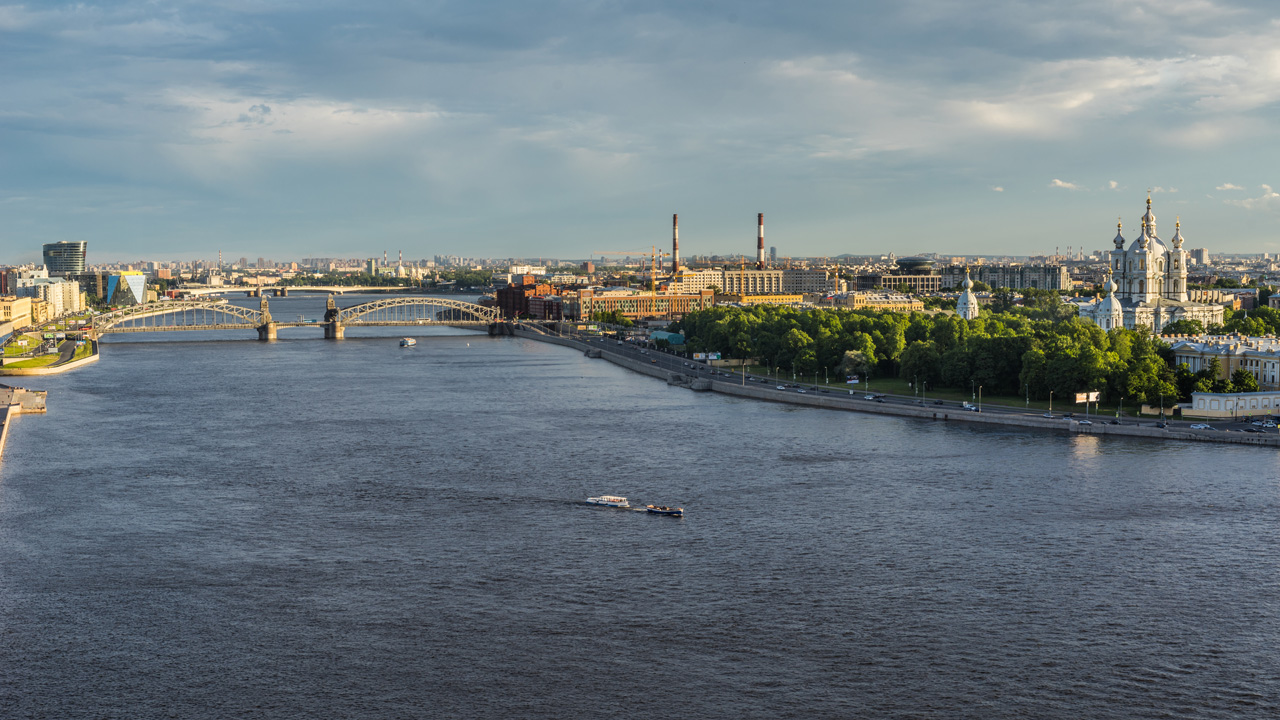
[585,495,629,508]
[400,338,417,347]
[645,504,684,517]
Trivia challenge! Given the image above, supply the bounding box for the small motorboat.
[400,338,417,347]
[645,504,684,517]
[585,495,629,508]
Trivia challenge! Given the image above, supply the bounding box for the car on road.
[874,398,885,403]
[778,386,787,390]
[1078,419,1093,425]
[864,394,876,400]
[1062,412,1074,418]
[1189,423,1212,430]
[1155,422,1167,428]
[1107,419,1121,425]
[796,389,806,393]
[933,400,944,405]
[1043,413,1053,418]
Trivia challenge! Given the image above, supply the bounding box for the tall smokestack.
[756,213,765,269]
[672,214,680,273]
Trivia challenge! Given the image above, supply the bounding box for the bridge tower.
[323,294,344,339]
[257,296,277,341]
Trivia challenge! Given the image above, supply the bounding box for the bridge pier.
[324,322,344,340]
[258,323,277,341]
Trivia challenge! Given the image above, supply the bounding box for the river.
[1,294,1278,718]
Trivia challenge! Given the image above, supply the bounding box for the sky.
[5,0,1280,264]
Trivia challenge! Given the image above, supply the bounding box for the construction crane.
[593,247,670,293]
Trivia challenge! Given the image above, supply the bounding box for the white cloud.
[992,186,1004,192]
[1216,182,1244,190]
[1150,186,1177,193]
[1049,179,1080,190]
[1109,180,1119,190]
[1226,184,1280,211]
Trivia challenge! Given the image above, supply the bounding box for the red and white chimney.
[756,213,765,269]
[672,214,680,273]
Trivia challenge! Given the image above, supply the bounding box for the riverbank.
[513,327,1280,448]
[0,340,99,376]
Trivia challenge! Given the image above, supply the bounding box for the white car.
[777,386,787,390]
[864,394,876,400]
[796,389,806,393]
[1078,419,1093,425]
[1189,423,1212,430]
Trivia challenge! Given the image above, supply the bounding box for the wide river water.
[2,294,1279,719]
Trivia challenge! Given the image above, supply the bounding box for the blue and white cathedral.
[1081,196,1223,332]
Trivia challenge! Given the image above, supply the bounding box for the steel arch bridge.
[94,300,264,334]
[337,296,500,326]
[90,296,499,339]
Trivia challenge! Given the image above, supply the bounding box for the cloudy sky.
[5,0,1280,263]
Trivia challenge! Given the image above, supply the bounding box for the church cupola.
[1113,219,1125,249]
[1142,194,1157,238]
[1171,218,1184,249]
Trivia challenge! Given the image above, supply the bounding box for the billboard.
[846,375,860,384]
[1075,391,1101,403]
[693,352,721,361]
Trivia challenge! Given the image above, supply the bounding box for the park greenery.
[671,300,1274,406]
[590,310,634,327]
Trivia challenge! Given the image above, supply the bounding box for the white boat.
[400,338,417,347]
[585,495,629,508]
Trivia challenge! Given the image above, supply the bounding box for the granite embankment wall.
[0,404,14,458]
[511,329,1280,448]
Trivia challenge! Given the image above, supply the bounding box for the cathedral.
[1081,196,1223,333]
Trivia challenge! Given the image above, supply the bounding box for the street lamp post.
[979,385,983,413]
[1049,390,1054,417]
[1026,383,1030,408]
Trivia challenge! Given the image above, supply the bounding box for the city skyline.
[5,2,1280,262]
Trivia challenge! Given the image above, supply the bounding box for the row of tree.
[670,302,1256,406]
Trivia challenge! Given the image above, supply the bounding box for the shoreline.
[513,327,1280,449]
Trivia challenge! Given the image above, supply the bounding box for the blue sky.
[4,0,1280,263]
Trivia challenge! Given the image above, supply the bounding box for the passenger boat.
[645,504,684,517]
[585,495,629,508]
[400,338,417,347]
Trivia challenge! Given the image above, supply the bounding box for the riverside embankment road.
[549,331,1280,447]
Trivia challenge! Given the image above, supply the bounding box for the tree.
[836,350,874,379]
[899,341,942,386]
[1161,318,1203,336]
[972,280,993,293]
[1231,367,1260,393]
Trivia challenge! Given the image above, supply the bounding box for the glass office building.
[42,241,87,276]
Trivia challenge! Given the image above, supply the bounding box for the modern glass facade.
[106,272,146,306]
[42,241,87,276]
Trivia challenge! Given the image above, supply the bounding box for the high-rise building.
[42,241,87,276]
[770,246,777,263]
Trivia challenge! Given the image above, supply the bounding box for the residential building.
[1167,333,1280,390]
[0,296,32,325]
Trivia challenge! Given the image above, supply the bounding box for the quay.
[0,383,46,460]
[505,324,1280,449]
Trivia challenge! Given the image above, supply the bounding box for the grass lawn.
[4,353,59,369]
[737,364,1132,416]
[3,334,47,357]
[69,343,94,362]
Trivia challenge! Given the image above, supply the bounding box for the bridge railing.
[95,301,264,333]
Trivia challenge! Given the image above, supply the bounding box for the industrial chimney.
[756,213,765,269]
[672,214,680,273]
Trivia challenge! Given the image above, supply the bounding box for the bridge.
[177,285,418,298]
[93,296,500,340]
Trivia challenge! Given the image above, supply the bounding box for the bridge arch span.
[337,296,499,326]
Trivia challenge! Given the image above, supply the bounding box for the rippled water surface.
[2,295,1279,718]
